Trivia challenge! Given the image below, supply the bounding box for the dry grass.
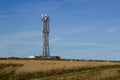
[0,60,120,80]
[1,66,16,74]
[61,68,120,80]
[91,68,120,80]
[0,60,120,74]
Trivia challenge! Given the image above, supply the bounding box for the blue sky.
[0,0,120,60]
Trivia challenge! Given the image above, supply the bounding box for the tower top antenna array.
[41,14,50,57]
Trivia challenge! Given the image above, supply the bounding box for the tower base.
[34,55,60,60]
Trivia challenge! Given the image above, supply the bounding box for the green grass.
[0,64,22,80]
[0,63,120,80]
[34,65,120,80]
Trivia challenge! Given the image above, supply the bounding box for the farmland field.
[0,60,120,80]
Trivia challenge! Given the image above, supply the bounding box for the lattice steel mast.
[41,14,50,57]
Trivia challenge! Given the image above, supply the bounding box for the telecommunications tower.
[41,14,50,57]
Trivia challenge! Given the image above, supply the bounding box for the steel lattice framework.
[41,14,50,57]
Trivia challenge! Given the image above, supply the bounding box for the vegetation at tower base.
[33,55,60,60]
[0,56,61,60]
[0,60,120,80]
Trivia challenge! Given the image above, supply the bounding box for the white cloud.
[70,28,88,34]
[0,31,42,50]
[106,27,120,33]
[0,14,22,18]
[0,1,61,18]
[61,26,92,35]
[49,37,119,47]
[50,37,61,44]
[0,31,41,40]
[12,1,60,15]
[0,15,12,18]
[64,0,89,3]
[0,31,43,57]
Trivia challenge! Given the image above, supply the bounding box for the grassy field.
[0,60,120,80]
